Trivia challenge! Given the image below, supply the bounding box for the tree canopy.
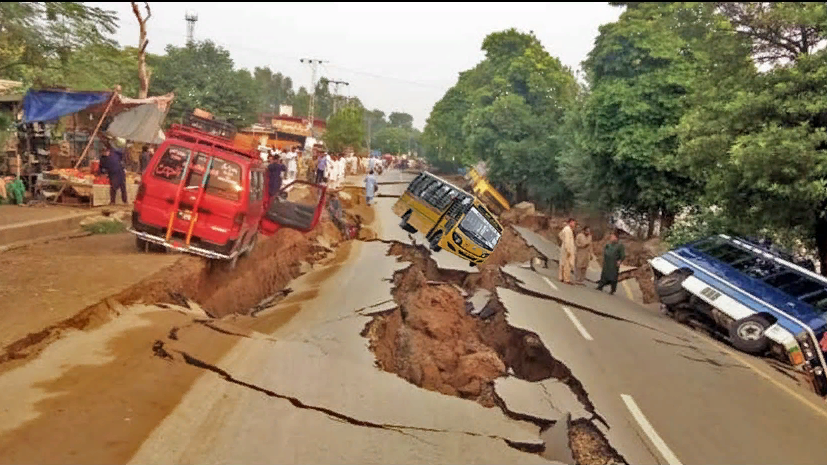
[324,105,366,153]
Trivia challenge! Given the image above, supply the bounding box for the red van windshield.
[153,145,244,202]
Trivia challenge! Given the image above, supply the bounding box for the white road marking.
[562,306,594,341]
[621,394,683,465]
[541,276,558,291]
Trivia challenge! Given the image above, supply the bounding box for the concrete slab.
[0,210,98,247]
[512,225,560,263]
[495,376,588,421]
[620,278,645,304]
[468,289,492,316]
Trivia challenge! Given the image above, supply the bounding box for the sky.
[90,2,622,130]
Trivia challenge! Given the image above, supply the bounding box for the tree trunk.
[661,210,676,232]
[515,182,528,203]
[132,3,152,98]
[815,211,827,276]
[646,210,657,239]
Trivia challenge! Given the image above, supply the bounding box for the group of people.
[557,218,626,296]
[314,152,348,189]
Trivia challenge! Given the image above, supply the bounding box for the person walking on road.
[364,169,378,206]
[100,137,128,205]
[597,230,626,295]
[575,226,594,284]
[557,218,577,285]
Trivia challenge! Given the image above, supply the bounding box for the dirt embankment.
[363,235,622,465]
[506,213,662,303]
[0,193,360,374]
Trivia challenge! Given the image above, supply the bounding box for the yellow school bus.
[393,171,503,266]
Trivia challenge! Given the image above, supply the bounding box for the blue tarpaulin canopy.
[22,90,110,123]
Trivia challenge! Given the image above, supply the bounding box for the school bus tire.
[400,211,416,233]
[729,314,771,354]
[429,231,443,252]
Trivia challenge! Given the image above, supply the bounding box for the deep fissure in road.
[362,241,625,465]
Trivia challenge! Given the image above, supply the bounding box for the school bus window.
[781,276,823,299]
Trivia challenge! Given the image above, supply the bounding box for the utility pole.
[185,11,198,45]
[323,78,349,115]
[300,58,327,131]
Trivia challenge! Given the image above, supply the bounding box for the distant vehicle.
[130,113,327,269]
[650,234,827,395]
[393,171,502,266]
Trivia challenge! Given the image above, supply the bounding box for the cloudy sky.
[90,2,622,129]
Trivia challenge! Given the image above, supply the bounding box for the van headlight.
[452,232,463,245]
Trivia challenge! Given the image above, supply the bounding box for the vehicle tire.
[659,289,690,306]
[729,314,772,354]
[429,231,443,252]
[656,272,686,296]
[399,211,416,233]
[242,233,257,258]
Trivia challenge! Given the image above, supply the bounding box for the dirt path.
[0,233,179,348]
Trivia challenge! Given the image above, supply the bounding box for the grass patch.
[82,220,127,235]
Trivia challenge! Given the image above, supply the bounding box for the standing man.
[139,145,152,174]
[575,226,594,284]
[100,136,128,205]
[364,169,378,206]
[597,230,626,295]
[284,147,298,184]
[267,154,286,204]
[557,218,577,285]
[315,152,328,184]
[368,155,376,174]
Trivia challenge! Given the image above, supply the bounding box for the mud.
[363,242,623,465]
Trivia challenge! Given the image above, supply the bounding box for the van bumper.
[129,229,239,261]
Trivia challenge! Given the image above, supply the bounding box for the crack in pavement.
[172,348,544,451]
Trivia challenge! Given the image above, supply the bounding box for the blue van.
[650,234,827,395]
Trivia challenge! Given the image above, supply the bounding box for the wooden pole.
[51,90,119,204]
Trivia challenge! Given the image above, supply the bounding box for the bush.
[82,220,127,235]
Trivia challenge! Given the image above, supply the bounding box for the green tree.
[562,2,744,235]
[152,40,257,127]
[0,2,118,84]
[325,106,366,153]
[388,111,413,129]
[373,126,410,154]
[253,66,295,114]
[678,2,827,271]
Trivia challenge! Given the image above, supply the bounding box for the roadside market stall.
[20,88,173,206]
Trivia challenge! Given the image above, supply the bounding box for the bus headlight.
[452,232,463,245]
[797,334,815,360]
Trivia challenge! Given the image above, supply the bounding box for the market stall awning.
[23,90,109,123]
[22,89,175,124]
[106,94,174,144]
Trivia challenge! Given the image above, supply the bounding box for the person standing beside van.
[100,136,128,205]
[267,154,286,204]
[285,148,298,184]
[139,145,152,174]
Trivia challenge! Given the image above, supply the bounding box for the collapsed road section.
[363,237,625,465]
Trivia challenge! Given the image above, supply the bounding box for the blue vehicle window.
[780,276,824,298]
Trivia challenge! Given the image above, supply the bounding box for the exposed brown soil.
[364,238,624,465]
[0,193,356,374]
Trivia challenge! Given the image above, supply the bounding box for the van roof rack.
[183,113,237,140]
[167,123,258,159]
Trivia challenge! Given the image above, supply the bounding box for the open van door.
[260,180,327,236]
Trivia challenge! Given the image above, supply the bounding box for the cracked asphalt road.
[4,170,827,465]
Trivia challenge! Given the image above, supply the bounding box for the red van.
[130,121,326,268]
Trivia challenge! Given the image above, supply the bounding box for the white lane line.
[621,394,683,465]
[562,306,594,341]
[541,276,558,291]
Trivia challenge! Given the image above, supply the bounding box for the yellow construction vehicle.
[465,162,510,215]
